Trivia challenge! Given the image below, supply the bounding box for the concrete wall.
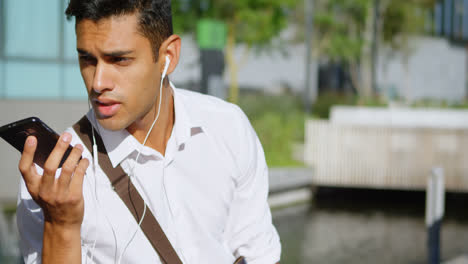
[331,106,468,129]
[320,107,468,191]
[378,36,466,102]
[305,119,468,191]
[172,35,313,94]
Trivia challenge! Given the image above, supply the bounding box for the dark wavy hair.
[65,0,173,61]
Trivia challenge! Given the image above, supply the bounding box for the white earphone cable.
[85,100,120,264]
[117,56,170,264]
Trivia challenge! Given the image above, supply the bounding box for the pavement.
[268,168,314,208]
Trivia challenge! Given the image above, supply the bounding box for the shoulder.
[176,88,246,119]
[176,89,256,152]
[175,88,260,176]
[175,88,250,134]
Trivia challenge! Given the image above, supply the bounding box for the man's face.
[76,13,161,131]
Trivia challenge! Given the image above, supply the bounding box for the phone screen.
[0,117,73,168]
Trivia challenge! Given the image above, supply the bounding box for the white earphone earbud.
[162,55,170,79]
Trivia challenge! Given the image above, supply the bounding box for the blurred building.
[433,0,468,42]
[436,0,468,101]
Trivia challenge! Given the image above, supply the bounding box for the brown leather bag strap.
[234,257,247,264]
[73,116,183,264]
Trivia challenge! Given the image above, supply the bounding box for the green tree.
[379,0,435,99]
[294,0,434,98]
[172,0,299,103]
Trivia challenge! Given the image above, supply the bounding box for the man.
[16,0,280,263]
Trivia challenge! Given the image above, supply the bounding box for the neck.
[127,82,175,156]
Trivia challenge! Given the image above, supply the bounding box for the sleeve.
[16,173,44,264]
[223,106,281,264]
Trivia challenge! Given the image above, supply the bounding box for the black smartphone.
[0,117,73,169]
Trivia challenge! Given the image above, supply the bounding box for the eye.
[108,56,133,66]
[79,55,97,65]
[112,57,130,63]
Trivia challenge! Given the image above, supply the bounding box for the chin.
[96,115,129,131]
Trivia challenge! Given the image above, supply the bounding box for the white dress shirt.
[17,86,281,264]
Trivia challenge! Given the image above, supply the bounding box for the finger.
[69,158,89,196]
[57,144,84,192]
[42,133,73,190]
[18,136,40,194]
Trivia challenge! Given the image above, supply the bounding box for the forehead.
[76,14,147,51]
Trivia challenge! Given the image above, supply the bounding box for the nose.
[92,62,114,94]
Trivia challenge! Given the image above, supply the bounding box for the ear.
[158,34,181,76]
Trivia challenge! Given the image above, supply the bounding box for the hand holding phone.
[1,117,90,237]
[19,132,89,228]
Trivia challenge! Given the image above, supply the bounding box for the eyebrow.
[77,49,92,56]
[77,49,133,57]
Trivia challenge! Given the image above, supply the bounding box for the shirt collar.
[172,83,195,148]
[86,83,201,168]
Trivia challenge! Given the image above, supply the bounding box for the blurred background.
[2,0,468,263]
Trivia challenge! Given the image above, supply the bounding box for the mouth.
[93,98,122,117]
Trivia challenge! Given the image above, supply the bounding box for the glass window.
[64,15,77,61]
[1,0,91,100]
[5,62,60,98]
[453,0,465,38]
[463,0,468,39]
[5,0,60,59]
[435,2,443,35]
[0,0,4,56]
[64,65,87,99]
[445,0,453,37]
[63,5,85,99]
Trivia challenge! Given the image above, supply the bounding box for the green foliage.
[295,0,434,61]
[305,0,371,61]
[172,0,299,47]
[2,205,16,217]
[409,98,468,109]
[382,0,430,50]
[238,91,305,167]
[291,0,435,98]
[312,92,387,119]
[312,92,356,119]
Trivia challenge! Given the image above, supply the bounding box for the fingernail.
[26,137,36,146]
[62,133,71,142]
[76,144,83,151]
